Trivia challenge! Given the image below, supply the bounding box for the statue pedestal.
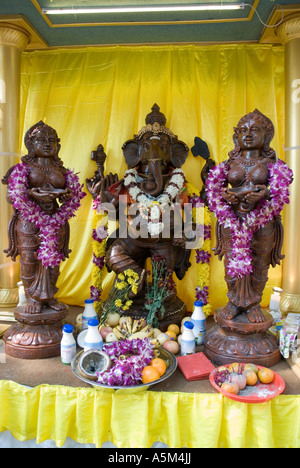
[204,308,281,367]
[3,305,68,359]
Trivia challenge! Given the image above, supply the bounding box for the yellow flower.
[126,300,133,307]
[125,269,134,276]
[127,277,135,285]
[115,299,122,308]
[131,285,138,295]
[122,305,129,310]
[118,273,125,281]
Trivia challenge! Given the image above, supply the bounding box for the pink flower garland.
[8,162,86,268]
[206,159,293,278]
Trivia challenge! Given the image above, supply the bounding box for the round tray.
[209,363,285,403]
[71,346,177,392]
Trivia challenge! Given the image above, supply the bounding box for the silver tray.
[71,346,177,392]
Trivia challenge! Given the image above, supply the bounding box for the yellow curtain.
[19,44,285,313]
[0,380,299,448]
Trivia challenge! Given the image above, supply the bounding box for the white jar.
[82,299,97,330]
[61,324,76,365]
[84,319,103,352]
[190,300,206,345]
[180,321,195,356]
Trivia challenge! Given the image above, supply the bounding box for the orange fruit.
[244,363,258,374]
[165,330,177,341]
[141,365,161,384]
[150,357,167,376]
[167,324,180,335]
[243,370,258,386]
[258,367,274,384]
[221,381,239,395]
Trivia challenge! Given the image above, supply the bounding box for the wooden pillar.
[277,16,300,313]
[0,24,29,307]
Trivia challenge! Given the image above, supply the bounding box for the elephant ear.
[122,139,140,168]
[170,140,189,168]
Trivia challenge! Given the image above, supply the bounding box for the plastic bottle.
[83,319,103,352]
[180,321,196,356]
[61,324,76,365]
[82,299,97,330]
[190,300,206,345]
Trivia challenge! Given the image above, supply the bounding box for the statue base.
[117,294,186,332]
[203,308,281,367]
[3,305,68,359]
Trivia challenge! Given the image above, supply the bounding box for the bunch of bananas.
[112,317,154,341]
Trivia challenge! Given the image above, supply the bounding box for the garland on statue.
[206,159,293,279]
[90,179,212,317]
[186,182,212,317]
[7,162,86,268]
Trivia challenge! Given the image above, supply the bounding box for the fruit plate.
[71,346,177,393]
[209,363,285,403]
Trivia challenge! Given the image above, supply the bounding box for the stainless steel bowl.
[71,346,177,392]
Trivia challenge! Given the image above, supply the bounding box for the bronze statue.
[87,104,196,329]
[2,121,85,358]
[204,109,293,365]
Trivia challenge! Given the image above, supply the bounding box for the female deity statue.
[206,109,293,324]
[2,121,85,315]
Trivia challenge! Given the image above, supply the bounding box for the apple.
[100,326,113,340]
[163,340,180,355]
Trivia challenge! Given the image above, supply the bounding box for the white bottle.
[83,319,103,352]
[61,324,76,365]
[190,300,206,345]
[180,321,196,356]
[82,299,97,330]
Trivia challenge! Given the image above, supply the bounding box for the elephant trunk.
[140,157,163,197]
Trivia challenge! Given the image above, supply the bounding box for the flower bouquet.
[100,269,139,324]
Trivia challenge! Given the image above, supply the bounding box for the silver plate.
[71,346,177,392]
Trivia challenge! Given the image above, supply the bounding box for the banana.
[150,338,161,348]
[129,331,152,340]
[126,316,132,334]
[131,319,143,334]
[113,326,126,340]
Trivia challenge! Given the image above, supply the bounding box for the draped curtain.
[19,44,285,312]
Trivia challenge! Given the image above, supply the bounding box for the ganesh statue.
[203,109,293,366]
[87,104,204,330]
[1,121,85,359]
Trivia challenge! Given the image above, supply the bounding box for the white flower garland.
[123,167,185,236]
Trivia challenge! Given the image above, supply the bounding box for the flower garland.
[8,162,86,268]
[90,199,109,313]
[123,167,185,236]
[206,159,293,279]
[186,182,212,317]
[97,338,155,386]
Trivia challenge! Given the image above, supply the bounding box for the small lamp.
[17,281,26,307]
[269,287,283,313]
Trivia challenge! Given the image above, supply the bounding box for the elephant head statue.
[122,104,189,197]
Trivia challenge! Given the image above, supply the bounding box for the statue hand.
[100,173,121,207]
[28,188,56,204]
[245,185,269,204]
[222,188,239,204]
[86,172,103,199]
[59,187,73,203]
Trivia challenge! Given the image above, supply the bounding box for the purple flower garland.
[8,162,86,268]
[206,159,293,279]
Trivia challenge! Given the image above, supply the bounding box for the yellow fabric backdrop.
[19,44,285,313]
[0,380,299,448]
